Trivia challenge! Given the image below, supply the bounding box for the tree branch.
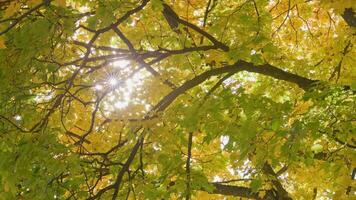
[262,163,291,199]
[185,132,193,200]
[162,3,229,51]
[0,1,48,35]
[211,183,262,199]
[341,8,356,27]
[153,60,316,113]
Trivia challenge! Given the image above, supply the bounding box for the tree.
[0,0,355,199]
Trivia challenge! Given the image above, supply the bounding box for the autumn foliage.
[0,0,355,199]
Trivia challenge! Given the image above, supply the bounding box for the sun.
[92,59,150,116]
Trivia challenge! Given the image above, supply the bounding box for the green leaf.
[351,81,356,90]
[250,178,262,192]
[263,43,278,54]
[271,120,281,131]
[251,54,264,65]
[151,0,164,11]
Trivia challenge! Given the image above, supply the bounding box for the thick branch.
[211,183,261,199]
[111,136,143,200]
[206,164,292,199]
[342,8,356,27]
[241,61,317,90]
[153,60,316,112]
[87,134,143,200]
[209,183,282,199]
[262,163,291,199]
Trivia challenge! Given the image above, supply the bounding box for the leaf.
[311,144,323,153]
[263,43,278,53]
[27,0,42,7]
[251,54,264,65]
[55,0,66,7]
[0,36,6,49]
[250,179,262,192]
[351,81,356,90]
[258,190,266,198]
[292,100,313,115]
[228,47,250,60]
[271,120,281,131]
[3,2,20,18]
[151,0,164,11]
[0,1,354,199]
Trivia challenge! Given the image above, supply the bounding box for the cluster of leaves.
[0,0,355,199]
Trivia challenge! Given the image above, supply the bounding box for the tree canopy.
[0,0,355,199]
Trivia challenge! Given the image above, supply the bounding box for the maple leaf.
[0,0,354,199]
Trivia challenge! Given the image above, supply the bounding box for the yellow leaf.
[27,0,42,7]
[293,100,313,115]
[3,2,20,18]
[0,36,6,49]
[55,0,66,7]
[3,181,9,192]
[258,190,266,198]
